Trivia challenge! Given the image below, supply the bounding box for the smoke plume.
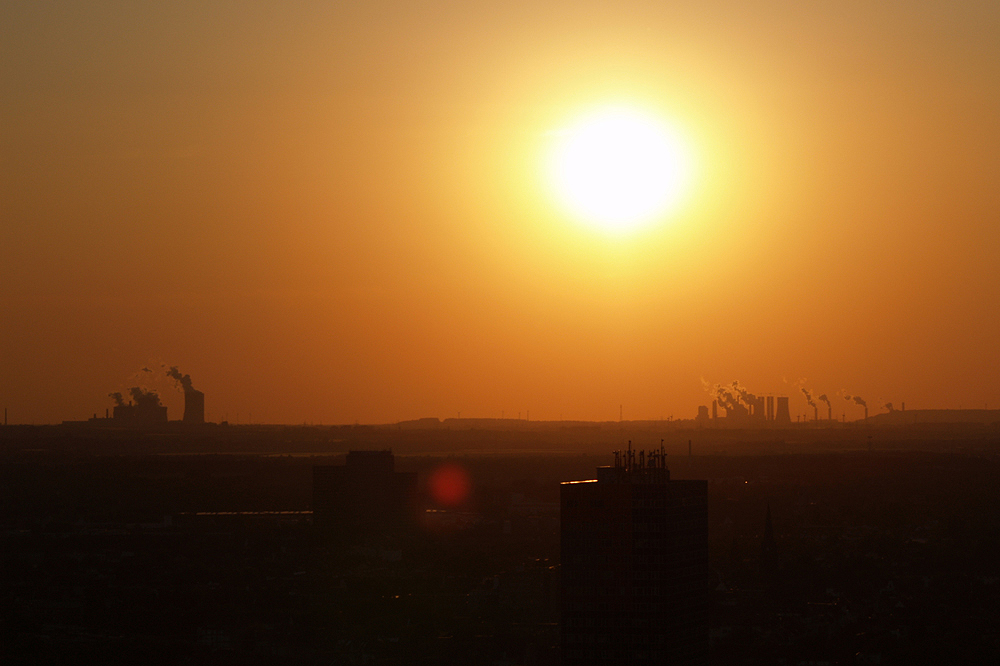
[718,389,737,411]
[801,388,816,407]
[165,365,195,394]
[732,381,757,406]
[818,394,831,407]
[853,396,867,407]
[709,384,738,411]
[109,392,124,406]
[885,402,894,412]
[128,387,162,407]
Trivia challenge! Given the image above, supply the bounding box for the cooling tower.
[774,396,791,424]
[183,389,205,424]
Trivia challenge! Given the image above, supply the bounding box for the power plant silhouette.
[698,381,793,427]
[695,381,878,427]
[82,366,206,427]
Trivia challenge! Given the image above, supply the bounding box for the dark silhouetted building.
[695,405,710,426]
[313,450,417,535]
[561,447,708,665]
[112,390,168,426]
[183,389,205,424]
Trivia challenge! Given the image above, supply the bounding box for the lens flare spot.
[429,463,471,507]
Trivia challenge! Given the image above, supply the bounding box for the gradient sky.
[3,1,999,424]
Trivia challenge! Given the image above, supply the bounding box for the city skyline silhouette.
[3,3,999,663]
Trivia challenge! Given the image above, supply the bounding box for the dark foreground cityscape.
[7,1,998,663]
[2,415,999,665]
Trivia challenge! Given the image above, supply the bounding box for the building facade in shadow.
[313,450,417,536]
[561,446,708,665]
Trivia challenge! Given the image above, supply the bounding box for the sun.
[547,106,692,233]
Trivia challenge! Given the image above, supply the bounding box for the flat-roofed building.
[313,450,417,535]
[561,446,708,665]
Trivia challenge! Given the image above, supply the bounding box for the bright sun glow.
[548,107,692,233]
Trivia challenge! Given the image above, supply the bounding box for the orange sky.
[2,1,999,424]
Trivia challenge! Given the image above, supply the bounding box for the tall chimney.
[814,405,818,422]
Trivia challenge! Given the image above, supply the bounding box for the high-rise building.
[313,450,417,535]
[561,447,708,665]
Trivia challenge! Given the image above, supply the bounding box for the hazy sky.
[3,1,999,424]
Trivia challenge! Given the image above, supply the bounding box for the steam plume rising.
[801,388,816,407]
[853,396,867,407]
[109,392,124,406]
[128,387,162,407]
[165,364,205,424]
[731,381,758,406]
[818,393,832,419]
[165,366,195,394]
[885,402,894,412]
[716,387,738,410]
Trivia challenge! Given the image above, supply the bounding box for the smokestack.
[818,394,832,420]
[902,402,905,411]
[851,396,867,421]
[814,405,818,421]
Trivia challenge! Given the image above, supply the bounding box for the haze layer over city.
[3,2,999,426]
